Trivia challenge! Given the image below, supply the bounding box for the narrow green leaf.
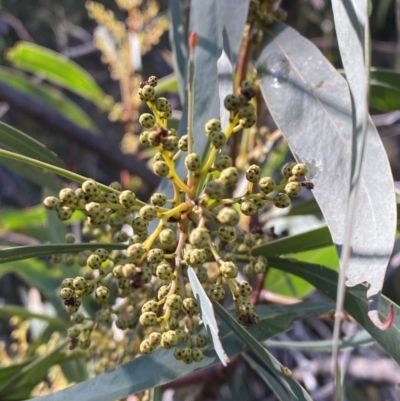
[7,42,112,110]
[0,359,35,384]
[265,329,374,352]
[0,67,97,131]
[242,353,289,401]
[214,302,314,401]
[269,257,400,365]
[30,301,332,401]
[0,243,126,264]
[155,74,178,95]
[251,226,332,257]
[370,68,400,111]
[187,266,229,366]
[0,306,68,329]
[285,198,322,217]
[256,21,396,302]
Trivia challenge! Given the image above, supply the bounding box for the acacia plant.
[0,1,399,401]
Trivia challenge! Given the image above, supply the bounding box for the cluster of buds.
[43,75,310,364]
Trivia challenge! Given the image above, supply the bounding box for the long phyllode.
[43,76,311,366]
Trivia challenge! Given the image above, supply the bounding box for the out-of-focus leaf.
[242,353,289,401]
[252,226,332,257]
[0,340,68,400]
[60,358,88,385]
[168,0,186,102]
[265,329,374,352]
[187,266,229,366]
[370,68,400,111]
[155,74,178,95]
[256,22,396,301]
[0,67,97,131]
[0,359,35,383]
[30,301,332,401]
[0,243,126,263]
[269,257,400,365]
[285,198,322,217]
[7,42,112,110]
[214,302,314,401]
[0,122,64,190]
[0,306,67,329]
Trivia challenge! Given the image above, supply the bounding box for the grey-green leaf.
[187,266,229,366]
[30,301,332,401]
[256,22,396,300]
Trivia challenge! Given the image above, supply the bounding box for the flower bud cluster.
[43,75,312,366]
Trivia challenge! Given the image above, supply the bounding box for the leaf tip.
[368,304,394,331]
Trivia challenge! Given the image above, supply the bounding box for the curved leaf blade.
[0,67,97,131]
[7,42,112,110]
[0,243,126,264]
[370,68,400,111]
[30,301,332,401]
[269,257,400,365]
[256,22,396,299]
[187,266,229,366]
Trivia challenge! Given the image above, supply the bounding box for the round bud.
[282,162,297,178]
[254,256,268,274]
[243,262,255,277]
[259,176,275,194]
[159,228,176,246]
[285,181,301,196]
[149,332,162,345]
[237,299,255,316]
[224,94,240,112]
[139,205,157,221]
[142,300,159,313]
[109,181,122,191]
[166,294,183,310]
[178,135,188,151]
[94,248,109,262]
[82,180,100,196]
[238,281,253,296]
[214,153,233,171]
[139,312,157,327]
[193,334,207,348]
[246,164,261,183]
[238,103,255,119]
[162,135,178,151]
[205,180,224,200]
[147,75,158,87]
[139,131,151,147]
[184,249,207,265]
[156,262,174,280]
[153,161,170,177]
[150,192,167,206]
[87,254,102,270]
[161,330,178,348]
[61,278,74,289]
[210,130,226,148]
[209,284,225,302]
[139,113,156,129]
[192,348,204,362]
[73,276,86,291]
[57,206,73,221]
[141,85,155,101]
[119,190,136,208]
[292,163,308,177]
[273,193,291,208]
[140,339,155,354]
[182,297,199,316]
[217,207,240,226]
[127,243,146,261]
[182,347,193,364]
[158,285,170,300]
[174,347,184,360]
[59,188,77,204]
[219,167,239,187]
[79,337,91,350]
[219,261,238,279]
[132,217,148,233]
[155,97,170,112]
[43,196,60,210]
[205,118,221,134]
[240,79,254,91]
[95,286,110,302]
[217,226,236,242]
[189,228,210,249]
[60,287,74,299]
[147,248,164,264]
[184,153,201,172]
[240,200,258,216]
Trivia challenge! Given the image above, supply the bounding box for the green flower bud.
[82,180,100,196]
[150,192,167,206]
[139,131,151,147]
[189,228,210,249]
[79,337,91,350]
[259,176,275,194]
[132,216,148,233]
[209,284,225,302]
[147,248,164,264]
[205,180,225,200]
[254,256,268,274]
[178,135,188,151]
[182,297,199,316]
[73,276,86,291]
[94,248,108,262]
[57,206,73,221]
[161,330,178,348]
[87,254,102,269]
[220,261,238,279]
[240,79,255,91]
[185,153,202,172]
[158,284,170,300]
[141,85,155,101]
[149,332,162,345]
[139,205,157,221]
[192,348,204,362]
[162,134,179,151]
[273,193,291,208]
[139,113,156,129]
[217,226,237,242]
[95,285,110,302]
[238,281,253,296]
[205,118,221,134]
[238,103,255,119]
[142,300,159,313]
[243,262,255,277]
[217,207,240,226]
[166,294,183,310]
[156,262,174,280]
[139,312,157,326]
[240,200,258,216]
[214,153,233,171]
[61,278,74,289]
[239,115,256,128]
[246,164,261,183]
[282,162,297,178]
[109,181,122,191]
[184,249,207,265]
[119,190,136,208]
[219,167,239,187]
[285,181,301,196]
[210,130,226,148]
[127,243,146,261]
[153,160,170,177]
[159,228,176,246]
[193,334,207,348]
[59,188,77,204]
[43,196,60,210]
[292,163,308,177]
[140,339,155,354]
[224,94,240,112]
[71,313,85,324]
[60,287,74,299]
